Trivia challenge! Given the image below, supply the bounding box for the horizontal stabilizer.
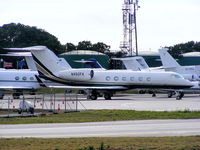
[4,46,48,51]
[0,52,32,57]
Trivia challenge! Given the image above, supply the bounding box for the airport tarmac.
[79,94,200,111]
[1,93,200,111]
[1,94,200,138]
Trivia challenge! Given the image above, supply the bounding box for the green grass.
[1,136,200,150]
[1,110,200,124]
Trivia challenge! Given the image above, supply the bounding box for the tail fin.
[113,56,150,71]
[159,48,180,68]
[5,46,72,76]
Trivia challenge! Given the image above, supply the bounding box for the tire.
[18,109,22,114]
[104,93,111,100]
[13,93,20,99]
[168,92,173,98]
[90,94,97,100]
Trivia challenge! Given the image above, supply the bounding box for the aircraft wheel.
[18,109,22,114]
[152,93,156,97]
[104,93,112,100]
[0,95,4,99]
[90,94,97,100]
[13,93,20,99]
[168,92,173,98]
[176,92,184,100]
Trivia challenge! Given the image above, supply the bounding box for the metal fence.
[0,91,87,117]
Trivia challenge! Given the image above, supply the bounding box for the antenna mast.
[120,0,140,56]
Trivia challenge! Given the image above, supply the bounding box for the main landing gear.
[176,92,184,100]
[167,91,184,100]
[87,90,113,100]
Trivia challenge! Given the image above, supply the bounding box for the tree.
[167,41,200,57]
[0,23,65,54]
[66,43,76,51]
[76,41,111,54]
[77,41,92,50]
[92,42,110,53]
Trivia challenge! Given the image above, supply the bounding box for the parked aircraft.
[5,46,193,100]
[159,48,200,81]
[113,56,162,71]
[113,53,200,99]
[0,69,42,99]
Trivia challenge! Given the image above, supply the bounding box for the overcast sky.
[1,0,200,52]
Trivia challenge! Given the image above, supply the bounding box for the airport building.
[59,50,110,69]
[59,50,200,69]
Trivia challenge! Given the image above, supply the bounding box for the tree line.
[167,41,200,57]
[0,23,111,54]
[0,23,200,56]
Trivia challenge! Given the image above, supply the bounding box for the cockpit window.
[171,74,182,79]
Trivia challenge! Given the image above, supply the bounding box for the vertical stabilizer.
[5,46,72,76]
[159,48,180,68]
[114,57,150,71]
[29,46,71,76]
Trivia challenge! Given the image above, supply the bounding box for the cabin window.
[106,76,111,81]
[22,77,27,80]
[15,76,20,80]
[122,77,126,81]
[138,77,143,81]
[130,77,134,81]
[30,77,34,80]
[114,76,119,81]
[146,77,151,81]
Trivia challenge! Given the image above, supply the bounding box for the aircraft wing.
[47,85,128,90]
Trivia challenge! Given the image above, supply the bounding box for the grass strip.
[1,109,200,124]
[1,136,200,150]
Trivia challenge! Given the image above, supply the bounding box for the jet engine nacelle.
[58,69,94,81]
[182,74,199,81]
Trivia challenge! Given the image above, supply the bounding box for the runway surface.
[1,119,200,138]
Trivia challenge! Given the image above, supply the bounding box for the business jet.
[5,46,193,100]
[0,69,42,99]
[159,48,200,81]
[113,54,200,99]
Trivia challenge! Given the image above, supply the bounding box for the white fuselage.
[165,66,200,81]
[57,69,192,89]
[0,69,41,90]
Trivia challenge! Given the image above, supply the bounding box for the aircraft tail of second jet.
[159,48,181,69]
